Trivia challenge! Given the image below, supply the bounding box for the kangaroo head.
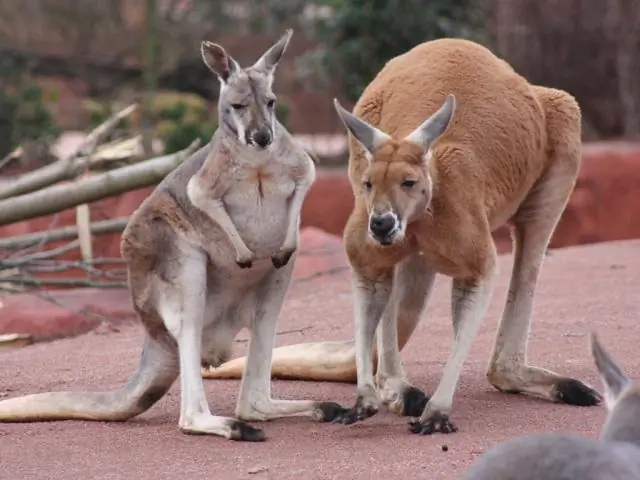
[333,95,456,246]
[200,29,293,150]
[591,332,640,445]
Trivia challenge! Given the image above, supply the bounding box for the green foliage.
[0,56,60,159]
[275,100,290,129]
[312,0,487,102]
[163,120,216,154]
[158,94,216,154]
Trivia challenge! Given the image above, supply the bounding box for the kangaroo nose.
[253,130,271,148]
[369,214,396,237]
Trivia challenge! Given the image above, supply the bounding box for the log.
[0,138,202,227]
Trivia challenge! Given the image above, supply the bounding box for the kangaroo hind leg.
[234,253,347,424]
[486,94,602,407]
[155,243,264,441]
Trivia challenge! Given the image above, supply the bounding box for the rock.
[0,289,135,342]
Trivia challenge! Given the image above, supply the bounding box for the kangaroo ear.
[332,98,391,158]
[201,41,241,83]
[405,94,456,151]
[252,29,293,76]
[591,331,629,411]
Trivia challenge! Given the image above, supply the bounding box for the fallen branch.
[0,146,23,173]
[0,217,129,250]
[14,259,127,274]
[0,104,137,200]
[0,138,202,227]
[0,240,81,268]
[0,333,33,349]
[0,276,127,289]
[234,326,312,343]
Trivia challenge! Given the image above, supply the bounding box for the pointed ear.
[252,28,293,76]
[405,94,456,150]
[201,41,240,83]
[591,331,629,411]
[333,98,391,156]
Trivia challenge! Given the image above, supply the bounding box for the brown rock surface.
[0,239,639,479]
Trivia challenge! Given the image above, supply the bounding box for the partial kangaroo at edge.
[204,38,602,435]
[0,29,346,441]
[462,332,640,480]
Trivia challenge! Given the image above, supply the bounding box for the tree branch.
[0,138,202,227]
[0,217,130,250]
[0,276,127,289]
[0,104,137,200]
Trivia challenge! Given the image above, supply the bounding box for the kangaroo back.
[462,333,640,480]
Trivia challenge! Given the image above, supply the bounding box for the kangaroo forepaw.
[236,251,255,269]
[399,386,430,417]
[271,248,295,269]
[409,411,458,435]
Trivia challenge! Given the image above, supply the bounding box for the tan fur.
[205,38,601,434]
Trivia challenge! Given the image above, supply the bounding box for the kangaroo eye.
[231,103,246,110]
[401,179,417,189]
[266,98,276,108]
[363,180,373,191]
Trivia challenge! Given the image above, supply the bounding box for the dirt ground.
[1,239,639,480]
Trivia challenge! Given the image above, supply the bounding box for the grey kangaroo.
[0,29,344,441]
[463,332,640,479]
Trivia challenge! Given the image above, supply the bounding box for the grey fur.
[0,29,333,441]
[463,333,640,480]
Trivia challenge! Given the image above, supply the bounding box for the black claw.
[338,396,379,425]
[554,378,603,406]
[408,411,458,435]
[271,250,294,269]
[229,420,266,442]
[314,402,349,423]
[401,386,430,417]
[236,259,253,269]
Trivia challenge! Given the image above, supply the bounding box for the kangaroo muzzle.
[368,211,400,245]
[245,127,272,149]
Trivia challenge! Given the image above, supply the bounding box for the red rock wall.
[1,142,639,284]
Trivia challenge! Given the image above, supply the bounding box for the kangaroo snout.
[252,129,272,149]
[368,212,399,245]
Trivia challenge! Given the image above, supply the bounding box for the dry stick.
[0,138,202,227]
[0,146,23,173]
[0,276,127,289]
[18,261,126,274]
[0,240,81,267]
[0,104,138,200]
[0,217,129,250]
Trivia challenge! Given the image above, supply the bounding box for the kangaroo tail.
[202,340,358,383]
[0,333,179,422]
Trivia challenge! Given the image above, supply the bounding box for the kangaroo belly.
[228,200,290,254]
[223,178,294,255]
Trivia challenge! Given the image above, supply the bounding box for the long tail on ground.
[202,340,359,383]
[0,334,178,422]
